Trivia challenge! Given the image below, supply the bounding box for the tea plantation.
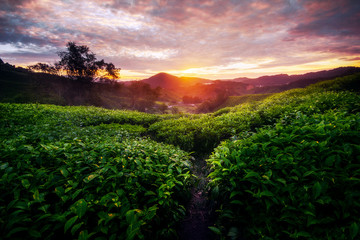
[1,73,360,239]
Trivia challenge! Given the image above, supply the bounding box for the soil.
[178,155,216,240]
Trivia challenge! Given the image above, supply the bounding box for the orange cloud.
[0,0,359,79]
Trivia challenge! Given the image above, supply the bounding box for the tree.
[57,42,120,82]
[196,90,228,113]
[28,63,58,74]
[128,82,160,111]
[182,95,202,104]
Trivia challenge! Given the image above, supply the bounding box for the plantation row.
[208,110,360,239]
[204,74,360,239]
[150,74,360,153]
[0,107,193,239]
[0,73,359,239]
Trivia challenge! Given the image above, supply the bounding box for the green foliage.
[0,103,192,239]
[0,73,359,239]
[214,93,273,111]
[0,103,164,128]
[150,81,360,153]
[207,110,360,239]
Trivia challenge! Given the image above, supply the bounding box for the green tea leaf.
[0,162,9,170]
[276,178,286,185]
[230,191,241,199]
[28,229,41,238]
[6,227,27,238]
[72,189,82,200]
[260,190,274,197]
[71,222,83,235]
[350,222,359,239]
[60,168,69,178]
[72,199,87,218]
[230,200,242,205]
[244,171,260,179]
[126,210,136,224]
[144,191,156,196]
[64,216,78,233]
[21,179,31,189]
[296,231,311,237]
[303,171,315,177]
[208,226,221,235]
[78,230,89,240]
[84,174,97,183]
[33,190,40,201]
[312,182,322,199]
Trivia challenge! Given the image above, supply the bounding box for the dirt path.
[178,155,216,240]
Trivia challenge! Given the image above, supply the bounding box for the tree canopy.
[56,42,120,82]
[27,42,120,82]
[28,63,59,74]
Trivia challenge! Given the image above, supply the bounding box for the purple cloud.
[290,0,360,38]
[0,0,359,79]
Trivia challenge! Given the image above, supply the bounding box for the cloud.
[290,0,360,38]
[0,14,45,45]
[0,0,35,11]
[345,57,360,61]
[0,0,359,79]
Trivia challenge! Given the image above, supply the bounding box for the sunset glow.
[1,0,359,80]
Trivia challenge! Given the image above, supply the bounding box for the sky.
[0,0,360,80]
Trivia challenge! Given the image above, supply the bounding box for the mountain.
[233,67,360,87]
[140,73,249,100]
[142,72,182,89]
[142,67,360,92]
[138,67,360,102]
[142,72,211,89]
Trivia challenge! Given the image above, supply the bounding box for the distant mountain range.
[2,57,359,113]
[231,67,360,87]
[136,67,360,90]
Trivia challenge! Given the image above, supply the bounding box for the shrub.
[207,111,360,239]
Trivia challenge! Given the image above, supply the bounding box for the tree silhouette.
[57,42,120,82]
[28,63,58,74]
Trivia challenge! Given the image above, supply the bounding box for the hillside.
[2,59,360,115]
[142,72,211,89]
[233,66,360,86]
[0,62,164,113]
[142,72,182,89]
[139,67,360,107]
[1,73,360,239]
[215,93,274,110]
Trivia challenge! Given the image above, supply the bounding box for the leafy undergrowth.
[0,104,193,239]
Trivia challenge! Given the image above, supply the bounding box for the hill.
[214,93,274,110]
[139,67,360,105]
[233,66,360,86]
[0,61,164,112]
[2,57,360,114]
[1,73,360,239]
[142,72,182,89]
[142,72,211,89]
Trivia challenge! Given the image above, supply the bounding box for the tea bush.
[207,110,360,239]
[1,73,359,239]
[0,103,193,239]
[149,90,360,153]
